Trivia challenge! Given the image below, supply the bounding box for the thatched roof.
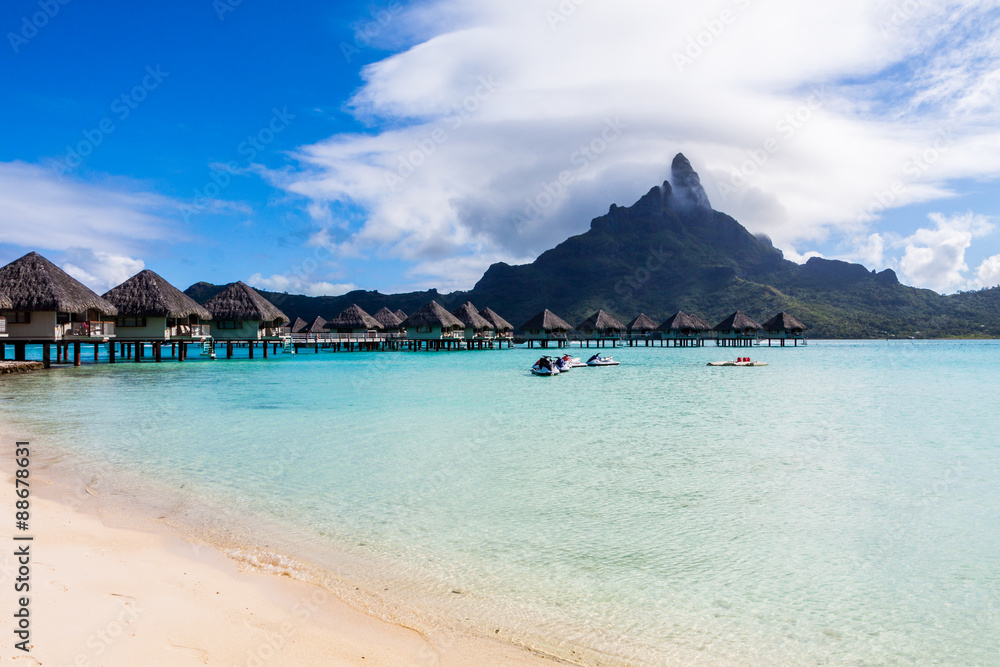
[0,292,11,309]
[714,311,761,331]
[452,302,493,329]
[102,269,211,320]
[326,304,381,330]
[288,317,308,333]
[401,301,464,329]
[306,315,328,333]
[519,309,572,332]
[0,251,117,315]
[657,311,711,332]
[203,281,288,323]
[479,307,513,332]
[394,309,407,320]
[762,311,808,332]
[626,313,658,332]
[577,309,625,331]
[373,307,405,329]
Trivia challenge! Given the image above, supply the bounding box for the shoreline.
[0,435,582,666]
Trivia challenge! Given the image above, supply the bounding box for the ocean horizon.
[3,340,998,665]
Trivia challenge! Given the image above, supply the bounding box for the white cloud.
[247,272,358,297]
[266,0,1000,289]
[895,212,994,292]
[62,249,145,292]
[0,161,174,255]
[973,254,1000,288]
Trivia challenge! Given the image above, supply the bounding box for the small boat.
[707,357,768,367]
[531,356,561,376]
[586,354,619,366]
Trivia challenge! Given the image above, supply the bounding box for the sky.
[2,0,1000,297]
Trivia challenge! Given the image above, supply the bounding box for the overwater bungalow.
[326,304,381,340]
[452,302,495,343]
[0,251,118,366]
[101,269,212,362]
[519,309,572,348]
[479,307,514,341]
[656,311,711,347]
[714,311,761,347]
[625,313,658,346]
[203,281,288,358]
[394,309,408,321]
[761,311,808,346]
[305,315,328,336]
[576,309,625,347]
[287,317,309,335]
[401,301,464,349]
[372,307,405,336]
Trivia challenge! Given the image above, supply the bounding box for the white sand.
[0,454,568,666]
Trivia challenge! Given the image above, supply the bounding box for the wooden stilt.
[73,342,81,367]
[42,343,50,369]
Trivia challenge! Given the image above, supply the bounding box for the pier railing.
[170,324,211,338]
[64,321,116,338]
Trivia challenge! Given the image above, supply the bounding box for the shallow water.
[2,340,998,665]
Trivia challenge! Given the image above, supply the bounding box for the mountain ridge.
[185,154,1000,338]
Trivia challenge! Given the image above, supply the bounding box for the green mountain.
[185,154,1000,338]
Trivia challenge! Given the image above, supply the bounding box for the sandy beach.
[0,450,567,666]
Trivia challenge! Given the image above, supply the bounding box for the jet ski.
[531,356,560,375]
[586,354,619,366]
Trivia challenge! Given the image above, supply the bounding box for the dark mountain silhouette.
[185,154,1000,338]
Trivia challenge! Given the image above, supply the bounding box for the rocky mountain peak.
[670,153,711,211]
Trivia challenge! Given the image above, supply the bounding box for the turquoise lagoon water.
[1,340,998,665]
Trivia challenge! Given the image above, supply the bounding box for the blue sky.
[2,0,1000,296]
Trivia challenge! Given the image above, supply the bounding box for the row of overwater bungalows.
[517,308,807,348]
[0,251,806,365]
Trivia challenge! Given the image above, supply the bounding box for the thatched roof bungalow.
[102,270,212,341]
[401,301,464,340]
[479,307,513,339]
[326,304,381,337]
[761,311,808,346]
[624,313,657,345]
[203,281,288,340]
[576,309,625,342]
[656,311,711,347]
[305,315,328,334]
[0,251,118,341]
[714,311,761,347]
[373,307,405,335]
[626,314,657,334]
[519,309,572,348]
[394,309,407,320]
[451,302,494,340]
[287,317,309,334]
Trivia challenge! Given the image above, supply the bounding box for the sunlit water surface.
[2,340,998,665]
